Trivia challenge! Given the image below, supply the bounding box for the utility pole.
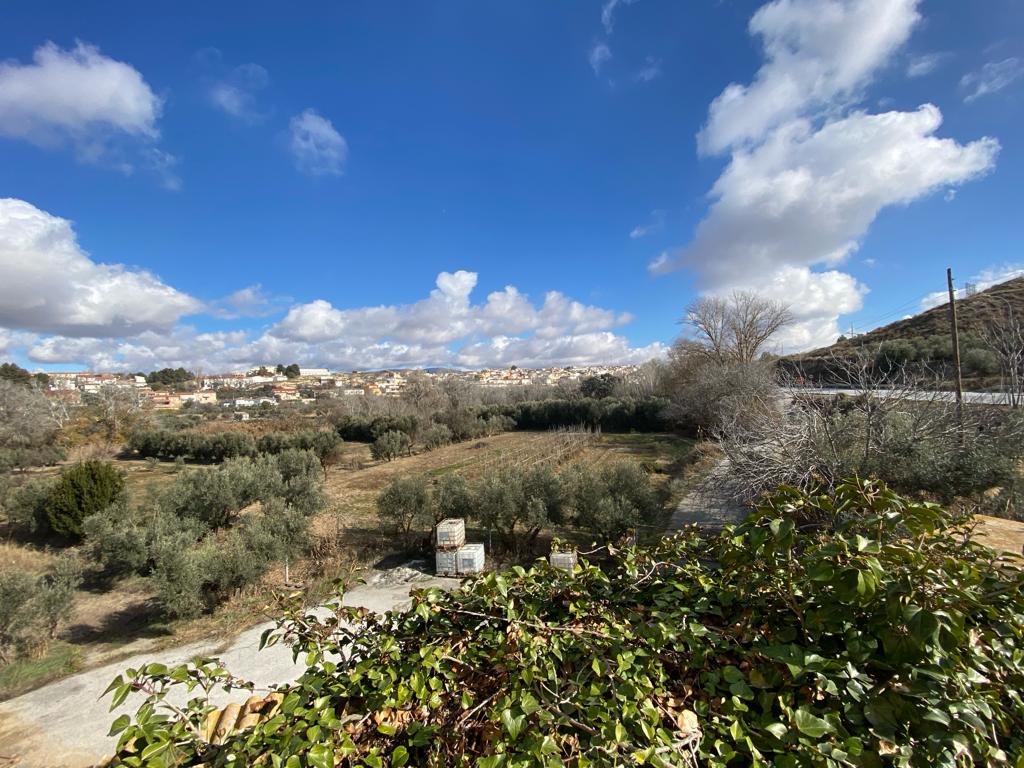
[947,268,964,434]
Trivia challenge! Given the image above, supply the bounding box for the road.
[0,569,460,768]
[785,387,1015,406]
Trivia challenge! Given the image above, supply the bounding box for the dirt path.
[667,460,747,533]
[0,569,459,768]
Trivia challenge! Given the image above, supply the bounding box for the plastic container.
[456,543,486,574]
[435,549,459,576]
[549,551,577,571]
[435,518,466,550]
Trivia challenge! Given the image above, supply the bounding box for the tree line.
[126,428,343,471]
[377,459,661,551]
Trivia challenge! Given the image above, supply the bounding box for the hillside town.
[36,364,642,410]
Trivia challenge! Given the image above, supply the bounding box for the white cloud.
[655,106,997,284]
[654,0,1001,354]
[289,109,347,176]
[629,209,665,239]
[210,284,289,319]
[589,43,612,74]
[457,333,666,369]
[15,270,656,372]
[0,41,175,183]
[272,271,632,347]
[635,56,662,83]
[961,58,1024,102]
[920,264,1024,310]
[601,0,633,35]
[698,0,921,155]
[906,52,946,78]
[0,198,202,337]
[208,62,269,122]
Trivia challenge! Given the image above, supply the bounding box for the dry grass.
[0,542,58,574]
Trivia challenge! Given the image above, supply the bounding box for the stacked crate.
[549,550,577,571]
[434,518,486,576]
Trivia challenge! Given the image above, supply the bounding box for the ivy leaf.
[307,743,333,768]
[794,708,833,739]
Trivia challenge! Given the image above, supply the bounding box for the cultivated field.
[0,430,696,699]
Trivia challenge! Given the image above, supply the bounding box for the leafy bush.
[568,460,660,541]
[431,473,473,524]
[371,430,412,462]
[2,476,57,533]
[44,461,126,540]
[475,465,566,550]
[84,499,206,577]
[108,480,1024,766]
[376,476,431,542]
[0,557,81,663]
[151,500,312,619]
[421,423,453,451]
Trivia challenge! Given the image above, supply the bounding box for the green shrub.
[109,480,1024,766]
[432,473,474,524]
[570,461,660,541]
[2,476,57,533]
[150,549,205,620]
[474,466,564,550]
[370,430,412,462]
[44,461,126,540]
[421,423,453,451]
[376,475,431,541]
[84,499,205,577]
[0,557,81,663]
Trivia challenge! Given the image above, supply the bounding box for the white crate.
[456,543,486,574]
[549,551,577,571]
[435,549,459,576]
[435,518,466,550]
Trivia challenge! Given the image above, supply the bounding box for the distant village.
[39,365,641,410]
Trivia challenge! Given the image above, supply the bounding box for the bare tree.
[714,354,1022,514]
[683,291,793,364]
[980,303,1024,408]
[87,384,145,440]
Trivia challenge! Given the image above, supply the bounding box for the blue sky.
[0,0,1021,371]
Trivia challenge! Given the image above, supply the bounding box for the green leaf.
[307,743,333,768]
[391,746,409,767]
[794,708,833,739]
[107,714,131,737]
[501,708,525,740]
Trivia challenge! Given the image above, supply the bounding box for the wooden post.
[947,268,964,436]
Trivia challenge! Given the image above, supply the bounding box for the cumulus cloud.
[0,198,202,337]
[289,109,347,176]
[0,41,176,185]
[698,0,921,155]
[271,271,633,348]
[654,106,998,284]
[652,0,1000,353]
[961,58,1024,103]
[207,62,269,122]
[14,270,657,372]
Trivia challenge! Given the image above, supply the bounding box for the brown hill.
[784,275,1024,386]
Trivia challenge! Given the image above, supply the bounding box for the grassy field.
[0,430,697,699]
